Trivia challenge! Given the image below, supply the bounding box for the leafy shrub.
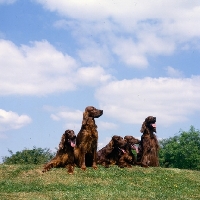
[2,146,55,165]
[159,126,200,170]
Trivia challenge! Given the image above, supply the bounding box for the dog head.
[111,135,127,148]
[110,135,127,154]
[140,116,156,133]
[124,136,140,145]
[124,135,140,153]
[82,106,103,126]
[59,129,76,149]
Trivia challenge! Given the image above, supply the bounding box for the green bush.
[159,126,200,170]
[2,146,55,165]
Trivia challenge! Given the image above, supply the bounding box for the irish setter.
[137,116,159,167]
[117,135,140,168]
[74,106,103,170]
[97,135,127,168]
[42,129,76,174]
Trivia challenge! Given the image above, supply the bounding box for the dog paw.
[92,165,98,170]
[81,166,86,171]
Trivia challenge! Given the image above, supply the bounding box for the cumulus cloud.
[95,76,200,126]
[78,45,111,67]
[0,39,77,95]
[111,37,149,68]
[35,0,200,68]
[0,39,113,96]
[0,109,32,131]
[76,66,113,86]
[50,109,82,122]
[46,107,82,132]
[35,1,200,24]
[165,66,184,78]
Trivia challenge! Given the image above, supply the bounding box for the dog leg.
[67,164,74,174]
[81,153,86,170]
[92,150,98,170]
[42,161,57,172]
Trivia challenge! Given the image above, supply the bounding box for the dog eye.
[90,107,95,111]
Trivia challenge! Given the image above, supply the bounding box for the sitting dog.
[137,116,159,167]
[42,129,76,174]
[74,106,103,170]
[97,135,127,168]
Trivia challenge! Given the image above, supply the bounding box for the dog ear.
[59,133,66,149]
[140,121,146,133]
[124,136,130,141]
[109,140,114,147]
[107,139,114,151]
[82,111,89,126]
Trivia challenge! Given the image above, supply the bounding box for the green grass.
[0,164,200,200]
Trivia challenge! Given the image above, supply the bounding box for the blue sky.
[1,0,200,161]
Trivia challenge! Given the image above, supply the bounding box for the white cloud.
[0,39,77,95]
[0,109,32,131]
[50,109,82,122]
[35,0,200,68]
[54,20,114,67]
[111,37,149,68]
[35,1,196,23]
[95,76,200,126]
[48,107,83,132]
[50,114,60,121]
[76,66,113,86]
[0,39,113,96]
[165,66,184,78]
[110,31,175,68]
[78,45,111,66]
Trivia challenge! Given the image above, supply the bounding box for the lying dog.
[97,135,127,168]
[137,116,159,167]
[42,129,76,174]
[74,106,103,170]
[117,135,140,168]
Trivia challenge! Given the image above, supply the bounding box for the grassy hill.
[0,164,200,200]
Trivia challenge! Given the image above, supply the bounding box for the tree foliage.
[159,126,200,170]
[2,146,55,165]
